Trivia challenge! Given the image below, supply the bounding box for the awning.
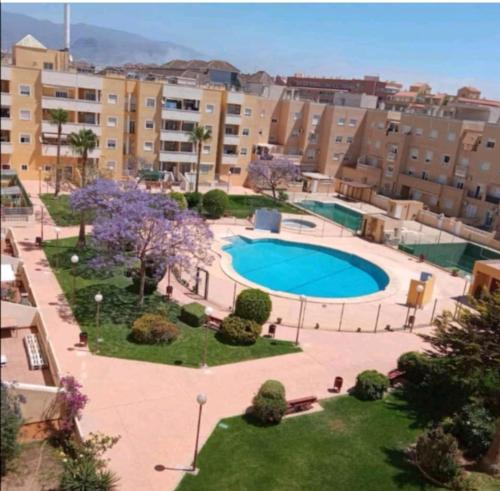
[302,172,332,181]
[1,263,16,282]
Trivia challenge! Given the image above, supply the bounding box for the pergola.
[336,179,374,202]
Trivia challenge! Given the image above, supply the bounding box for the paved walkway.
[8,181,434,490]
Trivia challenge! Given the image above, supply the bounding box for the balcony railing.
[466,190,483,200]
[485,194,500,205]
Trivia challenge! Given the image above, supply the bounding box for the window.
[244,108,252,117]
[271,117,278,123]
[346,136,353,144]
[410,148,419,160]
[306,149,315,159]
[486,139,496,149]
[332,153,342,161]
[19,85,31,96]
[447,132,456,141]
[200,164,212,174]
[106,160,116,170]
[422,171,429,180]
[145,97,155,108]
[377,122,384,129]
[205,104,215,113]
[240,148,248,155]
[229,166,241,175]
[21,164,28,171]
[44,165,52,172]
[43,62,54,70]
[442,154,450,166]
[106,139,117,149]
[425,150,433,163]
[291,130,299,137]
[19,110,30,120]
[429,129,438,139]
[202,145,211,154]
[145,120,154,130]
[19,134,31,144]
[459,157,469,166]
[205,125,213,132]
[312,115,320,125]
[337,117,345,126]
[348,119,357,127]
[374,140,381,149]
[55,90,68,98]
[335,136,343,143]
[415,128,423,136]
[108,94,118,104]
[107,117,118,128]
[242,128,250,136]
[143,141,153,152]
[480,162,491,171]
[293,112,300,120]
[1,164,11,170]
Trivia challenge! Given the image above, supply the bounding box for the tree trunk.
[138,262,146,306]
[481,424,500,476]
[271,184,277,199]
[77,154,87,248]
[194,142,201,193]
[54,124,62,197]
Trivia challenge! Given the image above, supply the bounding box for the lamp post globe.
[196,393,207,406]
[95,292,103,304]
[71,254,79,264]
[204,306,213,317]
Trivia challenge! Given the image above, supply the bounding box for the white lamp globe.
[205,306,213,317]
[196,393,208,405]
[71,254,79,264]
[95,292,103,303]
[416,285,424,293]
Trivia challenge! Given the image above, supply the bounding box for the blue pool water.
[299,200,363,231]
[223,237,389,298]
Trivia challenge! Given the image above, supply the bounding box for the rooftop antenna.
[64,3,70,51]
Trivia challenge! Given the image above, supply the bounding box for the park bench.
[24,333,46,370]
[285,395,318,415]
[207,315,223,331]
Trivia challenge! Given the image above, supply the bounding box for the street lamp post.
[95,291,103,344]
[295,295,306,345]
[38,166,43,195]
[227,170,232,193]
[71,254,79,304]
[411,284,425,332]
[201,306,213,369]
[192,393,207,471]
[40,205,45,242]
[54,227,61,267]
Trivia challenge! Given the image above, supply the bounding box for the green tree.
[1,384,22,476]
[188,125,212,193]
[68,129,98,247]
[49,108,69,197]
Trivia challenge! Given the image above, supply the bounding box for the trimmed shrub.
[130,314,178,345]
[397,351,432,384]
[451,403,496,459]
[416,425,461,484]
[185,191,203,210]
[353,370,389,401]
[60,458,119,491]
[1,384,22,476]
[202,189,229,218]
[252,380,287,424]
[168,192,188,210]
[180,302,206,327]
[278,190,289,202]
[235,289,272,325]
[219,315,262,345]
[130,275,159,296]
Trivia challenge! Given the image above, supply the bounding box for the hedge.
[235,289,272,325]
[180,302,206,327]
[130,314,179,345]
[353,370,389,401]
[202,189,229,218]
[219,315,262,345]
[252,380,287,424]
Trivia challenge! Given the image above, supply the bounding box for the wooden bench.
[24,333,46,370]
[285,396,318,415]
[207,315,223,331]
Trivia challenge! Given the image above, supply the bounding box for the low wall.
[2,381,63,424]
[1,300,38,326]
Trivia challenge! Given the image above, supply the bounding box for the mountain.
[1,11,207,66]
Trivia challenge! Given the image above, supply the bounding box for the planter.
[166,285,173,299]
[418,254,425,263]
[276,317,282,325]
[451,269,459,277]
[79,332,88,345]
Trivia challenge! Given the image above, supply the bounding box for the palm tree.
[49,108,69,197]
[188,126,212,193]
[68,128,98,248]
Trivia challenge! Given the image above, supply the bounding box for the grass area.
[226,194,305,218]
[43,237,300,367]
[40,194,86,227]
[178,393,440,491]
[1,441,63,490]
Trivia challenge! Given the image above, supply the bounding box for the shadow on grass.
[384,390,435,429]
[382,446,432,490]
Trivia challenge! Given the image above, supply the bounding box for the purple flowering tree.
[90,188,213,305]
[58,376,89,432]
[70,179,123,247]
[247,158,301,199]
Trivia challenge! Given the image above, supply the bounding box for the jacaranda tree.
[247,158,300,199]
[70,179,123,222]
[89,186,213,304]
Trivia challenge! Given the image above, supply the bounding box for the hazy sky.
[4,3,500,98]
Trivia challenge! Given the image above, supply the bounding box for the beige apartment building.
[1,35,499,230]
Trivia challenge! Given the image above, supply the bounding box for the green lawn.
[226,194,305,218]
[43,237,300,367]
[40,194,87,227]
[178,394,440,491]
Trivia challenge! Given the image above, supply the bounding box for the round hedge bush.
[252,380,287,424]
[168,192,188,210]
[202,189,229,218]
[185,191,203,210]
[353,370,389,401]
[397,351,432,384]
[219,315,262,345]
[235,289,272,325]
[131,314,179,345]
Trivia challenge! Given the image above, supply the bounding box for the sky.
[3,2,500,98]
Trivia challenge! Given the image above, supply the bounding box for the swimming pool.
[223,237,389,298]
[282,218,317,230]
[299,200,363,231]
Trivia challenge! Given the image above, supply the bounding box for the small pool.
[282,218,317,230]
[223,237,389,298]
[299,201,363,231]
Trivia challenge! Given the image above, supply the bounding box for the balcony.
[222,154,238,165]
[42,96,102,113]
[1,93,11,106]
[357,155,382,168]
[225,114,241,125]
[1,118,11,131]
[466,190,483,200]
[1,142,12,154]
[454,165,468,178]
[41,121,101,136]
[161,108,200,122]
[160,130,191,142]
[42,144,100,159]
[159,151,196,163]
[223,134,240,145]
[386,152,397,162]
